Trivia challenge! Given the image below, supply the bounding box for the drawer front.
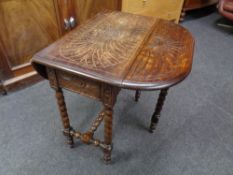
[47,68,101,100]
[57,71,101,100]
[122,0,184,23]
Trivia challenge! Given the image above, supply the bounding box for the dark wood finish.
[12,63,35,77]
[135,90,141,102]
[33,12,194,90]
[32,11,194,163]
[0,65,7,94]
[0,62,42,94]
[47,65,119,163]
[0,48,12,80]
[183,0,218,11]
[0,0,60,68]
[55,88,74,147]
[2,72,42,93]
[33,12,157,87]
[0,0,62,93]
[123,20,194,90]
[149,88,169,133]
[103,105,113,163]
[0,80,7,95]
[181,0,218,21]
[101,84,118,163]
[0,0,121,94]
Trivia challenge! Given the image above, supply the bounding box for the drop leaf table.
[32,11,194,164]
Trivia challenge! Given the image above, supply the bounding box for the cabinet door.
[0,0,60,79]
[74,0,121,24]
[122,0,184,23]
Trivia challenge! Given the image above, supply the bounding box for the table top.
[32,11,194,90]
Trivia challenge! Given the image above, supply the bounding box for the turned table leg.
[135,90,141,102]
[149,88,169,133]
[55,88,74,148]
[100,84,119,164]
[103,105,113,164]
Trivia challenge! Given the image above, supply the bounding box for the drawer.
[47,68,101,100]
[122,0,184,23]
[58,71,101,100]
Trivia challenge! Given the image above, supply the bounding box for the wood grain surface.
[123,20,194,90]
[122,0,184,23]
[74,0,121,24]
[0,0,59,67]
[32,11,194,90]
[33,11,156,86]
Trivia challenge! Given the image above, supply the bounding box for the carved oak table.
[32,11,194,164]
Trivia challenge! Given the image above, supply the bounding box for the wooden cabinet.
[0,0,121,93]
[0,0,61,92]
[181,0,218,21]
[122,0,184,23]
[183,0,218,11]
[74,0,121,24]
[0,0,60,68]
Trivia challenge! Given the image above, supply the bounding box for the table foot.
[149,115,160,133]
[135,90,141,102]
[149,88,169,133]
[103,143,113,164]
[103,152,112,164]
[63,127,75,148]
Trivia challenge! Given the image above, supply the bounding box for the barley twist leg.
[103,106,113,164]
[149,88,169,133]
[55,88,74,147]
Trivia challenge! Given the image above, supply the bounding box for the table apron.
[46,68,120,106]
